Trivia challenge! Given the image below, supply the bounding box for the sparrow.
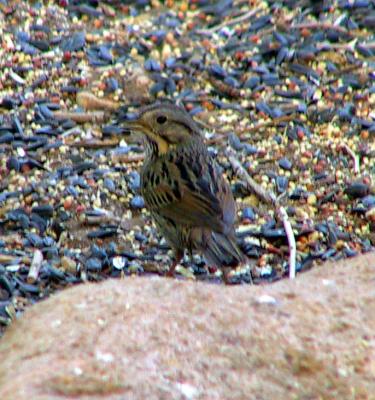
[121,102,248,283]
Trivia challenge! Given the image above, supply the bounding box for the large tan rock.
[0,254,374,400]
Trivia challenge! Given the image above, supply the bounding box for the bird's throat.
[144,135,172,157]
[154,136,170,155]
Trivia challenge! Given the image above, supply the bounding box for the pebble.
[130,196,145,209]
[242,207,255,221]
[278,158,293,171]
[128,171,141,192]
[60,256,77,274]
[86,257,103,272]
[112,256,127,270]
[307,194,317,206]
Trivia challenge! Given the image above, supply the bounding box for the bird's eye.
[156,115,167,124]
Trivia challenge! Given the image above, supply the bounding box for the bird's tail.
[203,231,246,268]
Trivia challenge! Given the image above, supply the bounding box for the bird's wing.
[142,154,231,232]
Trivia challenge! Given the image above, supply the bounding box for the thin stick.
[290,22,353,37]
[208,76,242,98]
[227,149,297,279]
[71,138,120,148]
[77,91,119,111]
[27,249,43,283]
[203,113,299,145]
[196,7,263,35]
[316,39,358,52]
[0,254,18,264]
[342,144,360,174]
[61,127,83,138]
[277,206,296,279]
[53,111,107,123]
[238,114,298,139]
[111,153,145,164]
[206,134,228,145]
[330,63,365,76]
[225,148,276,205]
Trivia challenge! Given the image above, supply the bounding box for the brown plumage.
[121,103,247,282]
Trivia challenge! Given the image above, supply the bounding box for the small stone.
[278,158,292,170]
[130,196,145,209]
[307,194,317,205]
[60,256,76,273]
[128,261,143,274]
[112,256,127,270]
[103,178,116,192]
[242,207,255,221]
[256,294,277,305]
[86,257,102,272]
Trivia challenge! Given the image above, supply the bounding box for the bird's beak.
[120,117,143,133]
[120,116,155,139]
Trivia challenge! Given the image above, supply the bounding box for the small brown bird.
[121,102,247,282]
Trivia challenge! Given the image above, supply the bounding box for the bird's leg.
[222,267,232,285]
[166,249,183,277]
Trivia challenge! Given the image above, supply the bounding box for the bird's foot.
[166,267,176,278]
[222,268,232,285]
[165,256,180,278]
[164,251,184,278]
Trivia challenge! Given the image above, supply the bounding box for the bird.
[120,102,249,283]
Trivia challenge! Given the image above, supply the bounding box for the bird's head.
[120,103,202,155]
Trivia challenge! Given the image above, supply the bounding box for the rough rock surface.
[0,254,374,400]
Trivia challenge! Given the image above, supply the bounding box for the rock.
[0,254,375,399]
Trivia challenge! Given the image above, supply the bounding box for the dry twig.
[77,91,119,111]
[238,114,298,139]
[27,249,43,284]
[111,153,145,164]
[290,22,353,37]
[226,148,276,205]
[277,206,296,279]
[226,148,297,279]
[196,7,263,35]
[71,138,120,148]
[342,144,360,174]
[53,111,107,124]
